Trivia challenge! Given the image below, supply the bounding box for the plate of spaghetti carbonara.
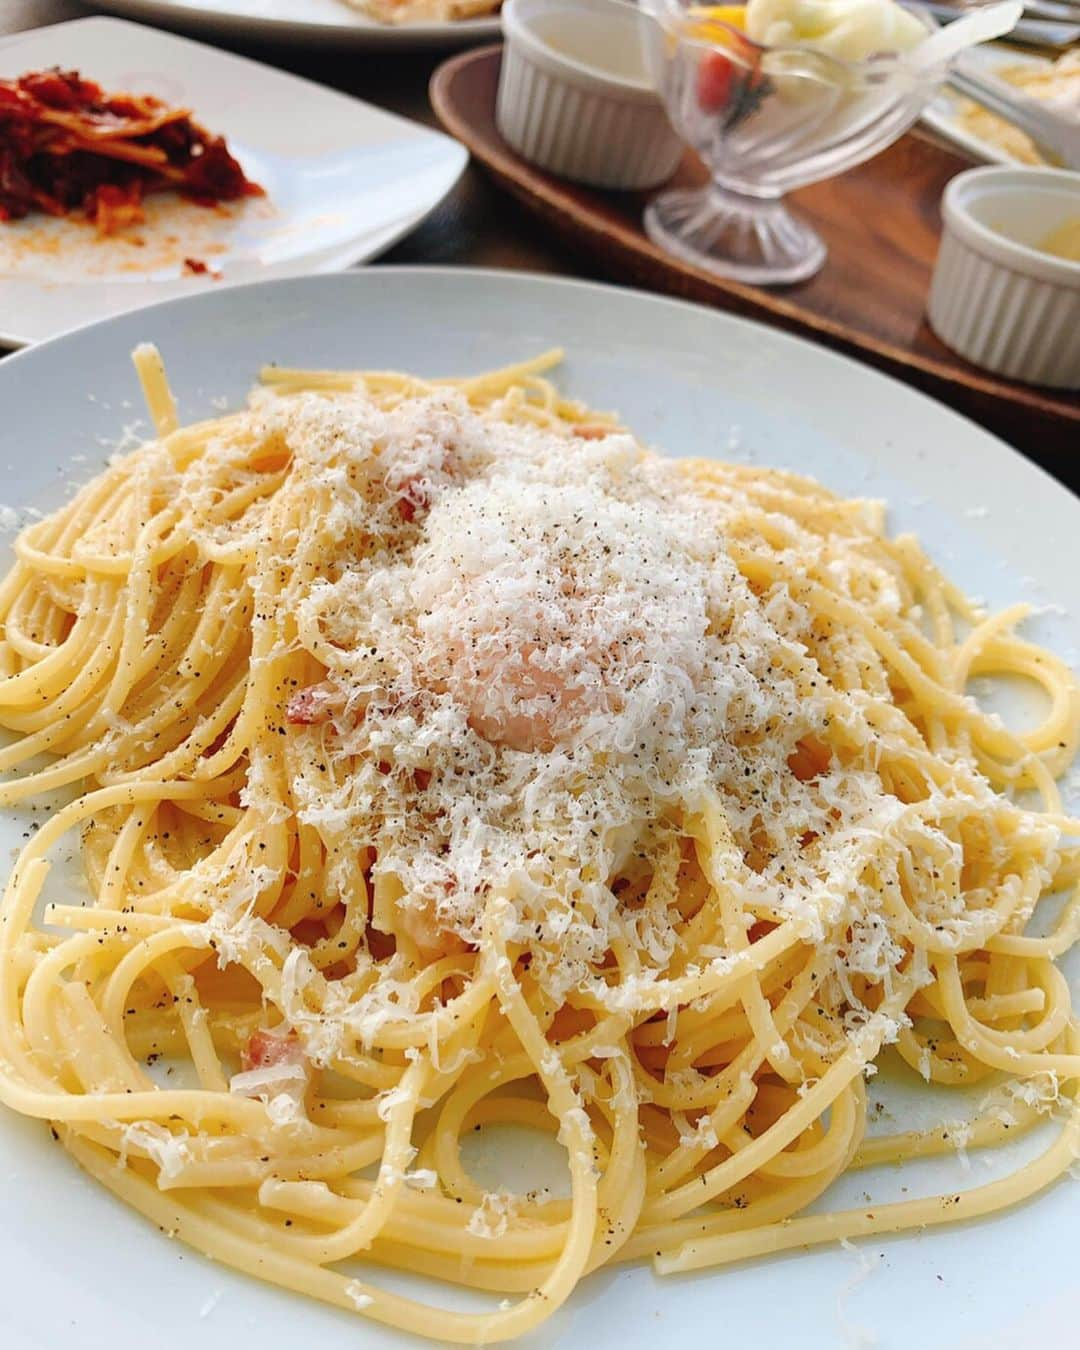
[0,268,1076,1350]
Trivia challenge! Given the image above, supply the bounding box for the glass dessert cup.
[640,2,945,285]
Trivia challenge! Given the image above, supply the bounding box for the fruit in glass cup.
[693,14,771,128]
[640,0,946,284]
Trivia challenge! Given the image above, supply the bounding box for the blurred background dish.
[922,43,1079,161]
[431,40,1080,450]
[3,2,1078,463]
[0,17,467,346]
[86,0,502,47]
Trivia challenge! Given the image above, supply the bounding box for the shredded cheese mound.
[250,388,1000,1023]
[178,383,1067,1059]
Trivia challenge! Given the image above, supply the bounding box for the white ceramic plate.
[0,18,468,347]
[88,0,502,50]
[0,268,1077,1350]
[921,42,1049,165]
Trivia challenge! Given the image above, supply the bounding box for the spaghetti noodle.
[0,350,1077,1343]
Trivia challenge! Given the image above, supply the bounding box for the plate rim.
[1,262,1075,519]
[0,17,470,348]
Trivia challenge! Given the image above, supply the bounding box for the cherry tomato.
[697,51,733,113]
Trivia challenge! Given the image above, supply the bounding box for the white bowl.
[927,166,1080,391]
[496,0,684,190]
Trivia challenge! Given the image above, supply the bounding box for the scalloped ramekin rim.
[942,165,1080,290]
[501,0,661,103]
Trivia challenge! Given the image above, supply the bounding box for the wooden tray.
[430,46,1079,456]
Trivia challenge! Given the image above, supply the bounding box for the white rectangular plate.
[0,18,468,346]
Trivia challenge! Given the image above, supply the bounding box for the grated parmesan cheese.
[344,1281,374,1311]
[836,1238,879,1350]
[268,391,877,1002]
[120,1121,193,1180]
[229,1064,306,1095]
[404,1168,438,1190]
[466,1190,517,1240]
[156,386,1051,1078]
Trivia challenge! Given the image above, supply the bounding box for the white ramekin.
[927,166,1080,391]
[496,0,684,191]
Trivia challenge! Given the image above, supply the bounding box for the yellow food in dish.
[0,351,1077,1343]
[1038,217,1080,262]
[340,0,499,22]
[956,51,1080,166]
[688,4,749,36]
